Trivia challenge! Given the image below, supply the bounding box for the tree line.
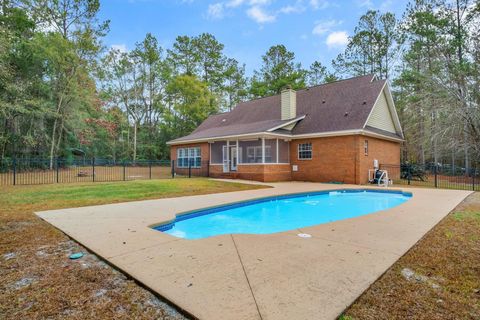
[1,0,479,170]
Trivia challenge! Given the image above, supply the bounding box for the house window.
[177,147,201,168]
[364,140,368,156]
[298,143,312,160]
[246,146,263,163]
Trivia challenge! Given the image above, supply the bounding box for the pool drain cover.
[297,233,312,238]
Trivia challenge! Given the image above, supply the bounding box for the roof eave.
[290,129,404,142]
[167,128,404,145]
[166,131,294,145]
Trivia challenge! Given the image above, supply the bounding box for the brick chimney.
[281,85,296,120]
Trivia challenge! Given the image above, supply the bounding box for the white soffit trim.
[167,129,403,145]
[167,131,293,145]
[266,115,306,132]
[384,82,404,135]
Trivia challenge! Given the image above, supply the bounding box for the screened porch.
[209,138,290,172]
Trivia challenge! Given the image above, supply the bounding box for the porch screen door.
[230,147,237,171]
[222,146,229,173]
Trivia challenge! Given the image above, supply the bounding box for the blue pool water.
[155,190,411,240]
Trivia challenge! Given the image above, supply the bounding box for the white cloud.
[278,1,305,14]
[111,44,128,53]
[310,0,330,10]
[326,31,349,48]
[312,19,342,36]
[356,0,373,8]
[249,0,271,5]
[207,2,225,19]
[226,0,245,7]
[247,5,276,23]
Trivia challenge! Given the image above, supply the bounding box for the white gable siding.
[282,123,296,131]
[366,91,396,133]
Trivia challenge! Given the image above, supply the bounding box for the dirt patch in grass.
[343,192,480,320]
[0,179,266,319]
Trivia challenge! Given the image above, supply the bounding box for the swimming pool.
[154,189,412,240]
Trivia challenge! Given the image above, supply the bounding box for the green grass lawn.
[343,192,480,320]
[1,178,265,209]
[0,178,266,320]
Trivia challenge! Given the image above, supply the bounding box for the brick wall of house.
[290,136,358,184]
[357,136,401,184]
[209,165,230,179]
[170,135,400,184]
[209,164,292,182]
[262,164,292,182]
[170,142,210,176]
[289,135,400,184]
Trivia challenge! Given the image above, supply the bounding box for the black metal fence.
[0,158,210,186]
[380,163,479,191]
[170,160,210,179]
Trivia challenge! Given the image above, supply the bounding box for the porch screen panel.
[210,141,225,164]
[264,139,277,163]
[239,140,262,163]
[278,140,290,163]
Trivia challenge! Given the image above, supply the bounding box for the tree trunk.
[49,95,64,169]
[55,119,64,158]
[454,0,469,174]
[133,120,137,162]
[49,118,58,170]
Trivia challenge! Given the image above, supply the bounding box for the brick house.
[168,74,403,184]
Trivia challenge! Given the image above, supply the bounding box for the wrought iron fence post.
[207,160,210,177]
[473,168,475,191]
[56,157,60,183]
[92,157,95,182]
[188,159,192,178]
[434,164,438,188]
[171,160,175,178]
[149,160,152,179]
[407,164,411,185]
[13,158,16,186]
[123,161,126,181]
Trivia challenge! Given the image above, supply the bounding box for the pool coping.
[36,181,472,320]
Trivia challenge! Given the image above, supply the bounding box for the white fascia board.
[168,128,403,146]
[266,115,306,132]
[167,131,293,145]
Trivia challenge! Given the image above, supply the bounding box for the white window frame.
[177,147,201,168]
[246,146,263,163]
[364,139,369,156]
[298,143,312,160]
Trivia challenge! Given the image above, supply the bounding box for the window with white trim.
[364,140,368,156]
[177,147,201,168]
[246,146,263,163]
[298,143,312,160]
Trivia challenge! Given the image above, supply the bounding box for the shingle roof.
[169,74,401,143]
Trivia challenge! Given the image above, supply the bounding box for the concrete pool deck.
[36,181,471,320]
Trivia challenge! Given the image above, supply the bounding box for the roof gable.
[366,90,396,133]
[363,82,403,137]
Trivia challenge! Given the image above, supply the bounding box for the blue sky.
[99,0,408,75]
